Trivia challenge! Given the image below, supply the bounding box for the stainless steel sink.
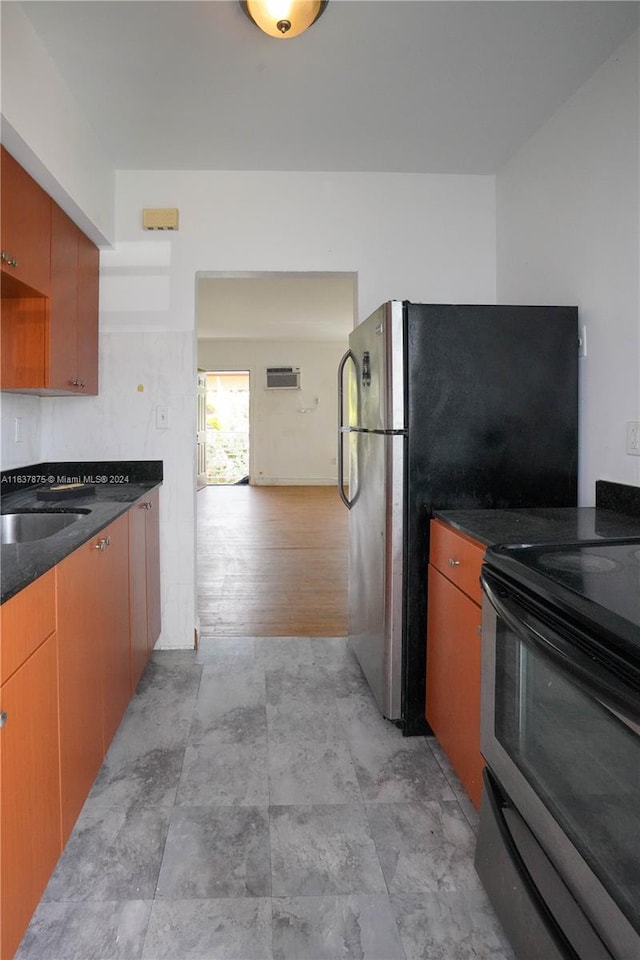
[1,512,86,545]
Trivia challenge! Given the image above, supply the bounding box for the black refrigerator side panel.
[402,303,578,734]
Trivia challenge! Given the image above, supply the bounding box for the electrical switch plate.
[627,421,640,456]
[156,405,169,429]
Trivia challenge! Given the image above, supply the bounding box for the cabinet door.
[0,634,62,960]
[429,518,485,605]
[0,146,51,296]
[57,539,106,842]
[58,516,132,841]
[76,228,99,395]
[129,499,149,691]
[0,296,48,390]
[426,564,483,809]
[145,487,162,651]
[48,203,79,391]
[100,515,131,746]
[0,569,56,686]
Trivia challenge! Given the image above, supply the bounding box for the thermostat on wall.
[142,208,180,230]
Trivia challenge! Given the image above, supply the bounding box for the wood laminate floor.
[197,485,349,637]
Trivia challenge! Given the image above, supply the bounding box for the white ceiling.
[197,273,356,340]
[15,0,638,341]
[18,1,638,175]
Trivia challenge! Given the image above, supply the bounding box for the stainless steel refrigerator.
[337,301,578,735]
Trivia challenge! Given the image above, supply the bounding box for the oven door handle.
[482,572,640,728]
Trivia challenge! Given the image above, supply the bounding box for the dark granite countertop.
[433,505,640,547]
[1,461,163,604]
[434,480,640,548]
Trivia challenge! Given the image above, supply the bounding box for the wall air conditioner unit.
[265,366,301,390]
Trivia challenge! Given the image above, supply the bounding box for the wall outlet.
[14,417,24,443]
[627,421,640,456]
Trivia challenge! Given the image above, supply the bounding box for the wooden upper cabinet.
[0,146,51,297]
[76,227,100,394]
[48,205,99,394]
[0,149,99,395]
[48,204,79,390]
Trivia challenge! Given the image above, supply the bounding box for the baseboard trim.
[251,478,337,486]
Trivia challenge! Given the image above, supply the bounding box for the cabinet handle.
[95,537,108,551]
[1,252,17,267]
[0,251,8,263]
[142,501,152,511]
[0,711,7,728]
[448,558,461,567]
[8,257,17,267]
[70,379,85,387]
[105,536,111,547]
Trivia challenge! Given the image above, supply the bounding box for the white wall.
[39,331,195,648]
[496,32,640,504]
[0,0,498,649]
[198,339,347,484]
[0,393,42,468]
[88,169,496,647]
[1,162,495,648]
[0,2,116,475]
[0,3,115,246]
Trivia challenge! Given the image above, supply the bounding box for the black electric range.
[484,536,640,650]
[478,535,640,960]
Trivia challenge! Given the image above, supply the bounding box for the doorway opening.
[205,370,250,485]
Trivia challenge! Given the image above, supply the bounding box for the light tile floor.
[17,638,515,960]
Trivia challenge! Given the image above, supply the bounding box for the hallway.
[17,639,514,959]
[197,486,348,637]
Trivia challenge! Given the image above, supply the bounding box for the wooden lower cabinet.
[129,498,148,690]
[426,519,485,810]
[144,487,162,651]
[1,615,61,960]
[129,487,162,690]
[57,514,131,843]
[1,491,162,954]
[98,516,132,747]
[426,565,483,808]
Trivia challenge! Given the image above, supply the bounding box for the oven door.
[480,570,640,960]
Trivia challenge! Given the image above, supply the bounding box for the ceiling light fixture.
[240,0,328,39]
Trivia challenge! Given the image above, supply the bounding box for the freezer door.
[348,301,405,431]
[349,429,404,720]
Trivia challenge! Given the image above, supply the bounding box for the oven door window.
[495,620,640,935]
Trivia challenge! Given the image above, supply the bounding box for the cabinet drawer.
[429,518,485,604]
[1,570,56,684]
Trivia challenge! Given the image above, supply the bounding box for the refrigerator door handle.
[338,348,355,510]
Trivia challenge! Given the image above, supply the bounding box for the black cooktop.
[483,537,640,651]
